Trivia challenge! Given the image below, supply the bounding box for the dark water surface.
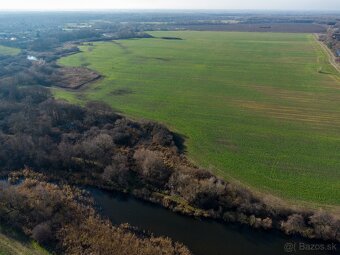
[89,188,338,255]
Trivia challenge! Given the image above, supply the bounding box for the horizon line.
[0,8,339,12]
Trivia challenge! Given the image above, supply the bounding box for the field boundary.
[314,34,340,73]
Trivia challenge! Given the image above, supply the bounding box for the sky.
[0,0,339,11]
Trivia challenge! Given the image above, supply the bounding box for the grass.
[0,45,20,56]
[56,31,340,206]
[0,225,49,255]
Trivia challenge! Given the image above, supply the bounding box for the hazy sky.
[0,0,339,11]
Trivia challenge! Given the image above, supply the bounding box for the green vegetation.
[0,225,49,255]
[56,31,340,205]
[0,45,20,56]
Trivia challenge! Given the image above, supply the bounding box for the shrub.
[134,149,172,185]
[281,214,307,235]
[32,222,53,244]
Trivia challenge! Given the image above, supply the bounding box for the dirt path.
[314,34,340,73]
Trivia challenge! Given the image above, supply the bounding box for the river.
[0,179,336,255]
[89,188,337,255]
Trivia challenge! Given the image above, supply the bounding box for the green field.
[0,226,49,255]
[56,31,340,205]
[0,45,20,56]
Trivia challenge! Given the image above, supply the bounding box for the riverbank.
[90,187,338,255]
[1,173,338,255]
[0,178,192,255]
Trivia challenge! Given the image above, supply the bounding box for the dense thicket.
[0,178,191,255]
[0,84,339,244]
[0,84,174,178]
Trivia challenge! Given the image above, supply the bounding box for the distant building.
[27,55,38,61]
[27,55,45,65]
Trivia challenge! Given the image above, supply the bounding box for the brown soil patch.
[168,23,326,33]
[53,67,101,89]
